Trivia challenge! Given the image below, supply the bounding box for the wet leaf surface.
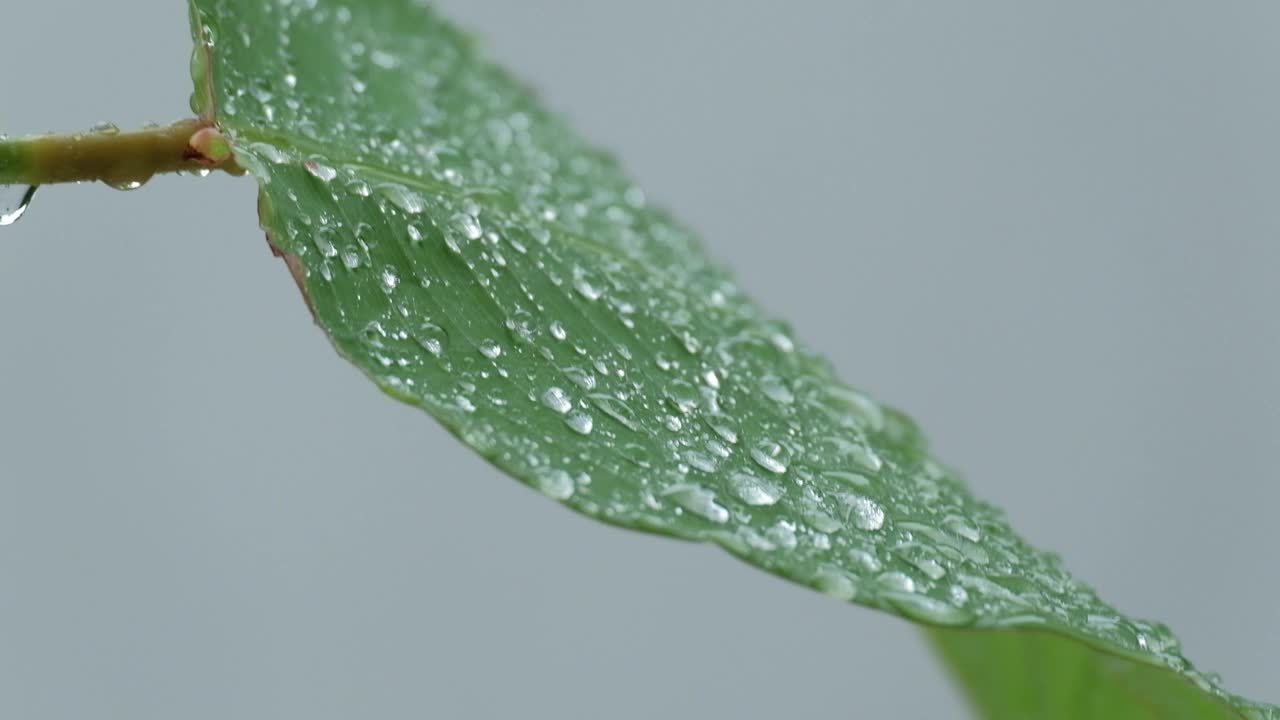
[187,1,1276,716]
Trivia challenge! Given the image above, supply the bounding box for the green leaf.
[187,1,1275,717]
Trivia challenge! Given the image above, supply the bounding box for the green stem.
[0,120,242,187]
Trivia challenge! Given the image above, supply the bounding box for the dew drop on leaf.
[380,266,400,291]
[563,367,596,391]
[848,548,882,573]
[589,393,639,432]
[414,322,449,356]
[340,248,361,270]
[304,160,338,182]
[564,411,593,435]
[846,495,886,531]
[749,439,790,474]
[664,380,701,415]
[759,374,794,404]
[534,468,575,500]
[814,569,857,600]
[453,212,482,240]
[378,183,425,214]
[541,386,572,414]
[662,484,730,524]
[728,471,783,506]
[682,450,719,474]
[877,571,916,594]
[312,227,339,258]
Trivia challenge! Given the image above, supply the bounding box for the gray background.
[1,1,1276,717]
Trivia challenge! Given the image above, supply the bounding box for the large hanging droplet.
[0,185,38,226]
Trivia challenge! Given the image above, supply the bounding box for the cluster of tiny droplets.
[188,1,1274,715]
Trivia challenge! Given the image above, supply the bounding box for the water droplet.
[850,444,883,473]
[362,320,387,346]
[848,548,882,573]
[674,329,702,355]
[312,227,339,257]
[589,393,639,431]
[770,332,795,353]
[705,438,730,458]
[624,186,646,208]
[453,212,482,240]
[662,484,729,523]
[341,248,361,270]
[378,183,425,214]
[750,439,790,474]
[908,555,948,581]
[564,367,596,390]
[573,276,602,301]
[541,386,572,414]
[944,516,982,543]
[846,495,886,531]
[304,160,337,182]
[765,520,798,549]
[346,177,371,197]
[415,322,449,356]
[682,450,719,473]
[703,414,740,444]
[549,321,567,341]
[107,179,146,192]
[824,470,871,488]
[0,185,38,226]
[248,141,289,165]
[760,374,794,404]
[824,385,886,432]
[504,310,536,345]
[565,412,594,435]
[877,571,916,594]
[885,593,973,626]
[478,339,503,359]
[249,78,274,104]
[370,49,401,69]
[816,436,883,473]
[534,468,575,500]
[728,472,784,506]
[814,569,857,600]
[380,267,400,291]
[664,380,701,415]
[802,504,843,533]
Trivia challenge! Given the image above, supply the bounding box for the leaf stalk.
[0,120,242,188]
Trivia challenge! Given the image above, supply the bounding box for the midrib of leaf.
[234,128,461,193]
[188,1,1277,718]
[232,126,665,282]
